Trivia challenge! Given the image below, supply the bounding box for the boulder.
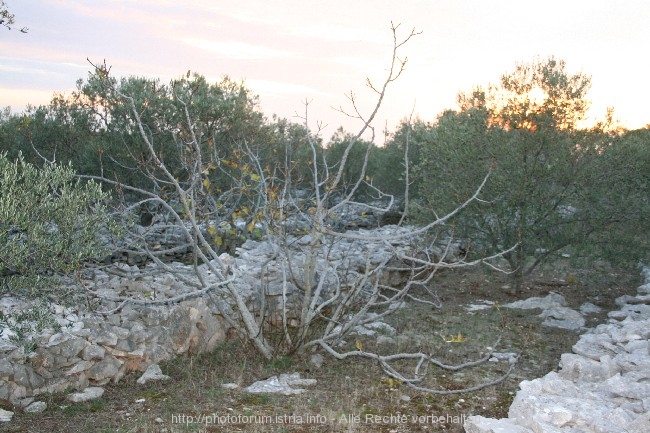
[539,306,585,330]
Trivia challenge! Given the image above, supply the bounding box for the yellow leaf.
[308,207,316,215]
[250,173,261,181]
[202,178,211,192]
[246,221,255,232]
[355,340,363,351]
[213,235,223,247]
[445,333,465,343]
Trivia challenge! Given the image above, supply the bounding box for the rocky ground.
[465,266,650,433]
[1,259,643,433]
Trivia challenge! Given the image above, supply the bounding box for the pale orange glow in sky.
[2,0,650,141]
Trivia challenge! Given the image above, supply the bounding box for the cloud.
[246,79,333,98]
[179,38,292,60]
[287,23,384,44]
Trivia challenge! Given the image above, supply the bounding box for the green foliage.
[376,119,426,198]
[325,128,373,197]
[261,117,323,189]
[0,153,114,297]
[0,153,116,348]
[7,72,268,192]
[410,57,649,292]
[1,57,647,299]
[0,299,61,350]
[575,128,650,265]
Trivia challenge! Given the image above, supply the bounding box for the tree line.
[1,57,648,296]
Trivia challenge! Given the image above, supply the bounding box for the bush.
[0,153,114,298]
[409,58,648,292]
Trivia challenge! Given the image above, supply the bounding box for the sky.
[2,0,650,142]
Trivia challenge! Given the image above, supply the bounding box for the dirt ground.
[3,261,642,433]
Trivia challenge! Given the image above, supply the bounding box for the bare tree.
[81,23,517,394]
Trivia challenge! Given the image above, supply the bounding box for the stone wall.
[0,297,226,405]
[108,199,403,266]
[465,267,650,433]
[0,225,440,406]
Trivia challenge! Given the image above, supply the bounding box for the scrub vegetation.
[0,19,648,432]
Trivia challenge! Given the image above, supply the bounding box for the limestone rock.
[539,306,585,330]
[245,373,316,395]
[81,344,106,361]
[509,390,633,433]
[68,386,104,403]
[579,302,602,314]
[464,266,650,433]
[573,331,623,360]
[87,356,123,383]
[464,415,533,433]
[0,408,13,422]
[558,353,619,382]
[504,293,566,310]
[310,354,325,369]
[24,401,47,413]
[136,364,170,385]
[625,412,650,433]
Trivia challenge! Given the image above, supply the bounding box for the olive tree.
[0,153,115,342]
[411,57,642,293]
[577,126,650,267]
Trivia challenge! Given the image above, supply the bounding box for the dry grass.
[3,261,641,433]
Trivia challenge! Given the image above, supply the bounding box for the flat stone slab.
[539,306,586,330]
[504,293,566,310]
[245,373,316,395]
[0,408,13,422]
[68,386,105,403]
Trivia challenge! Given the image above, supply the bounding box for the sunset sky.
[2,0,649,141]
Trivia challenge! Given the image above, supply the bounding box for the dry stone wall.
[465,266,650,433]
[0,225,435,406]
[0,296,226,405]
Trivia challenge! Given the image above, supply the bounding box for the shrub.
[0,152,114,297]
